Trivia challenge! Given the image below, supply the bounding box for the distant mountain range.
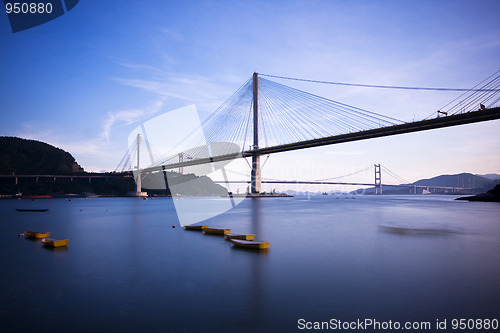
[282,172,500,196]
[413,173,497,188]
[356,172,499,195]
[477,173,500,180]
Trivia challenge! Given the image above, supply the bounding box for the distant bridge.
[213,164,474,194]
[216,180,472,190]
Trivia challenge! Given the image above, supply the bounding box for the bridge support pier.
[251,153,261,193]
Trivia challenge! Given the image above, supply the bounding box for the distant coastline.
[456,185,500,202]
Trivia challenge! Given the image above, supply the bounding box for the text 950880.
[5,2,53,14]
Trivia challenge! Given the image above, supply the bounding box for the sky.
[1,0,499,192]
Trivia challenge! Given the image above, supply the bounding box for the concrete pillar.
[136,133,142,193]
[251,72,261,193]
[134,134,147,197]
[251,154,261,193]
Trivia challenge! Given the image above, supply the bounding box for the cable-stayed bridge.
[122,71,500,194]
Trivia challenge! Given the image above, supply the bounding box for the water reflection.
[250,198,263,239]
[378,225,458,235]
[42,246,68,252]
[230,247,268,328]
[1,196,499,332]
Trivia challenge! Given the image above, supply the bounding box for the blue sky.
[1,0,499,190]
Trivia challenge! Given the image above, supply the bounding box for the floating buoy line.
[184,225,270,250]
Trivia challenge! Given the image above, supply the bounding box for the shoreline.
[0,193,294,199]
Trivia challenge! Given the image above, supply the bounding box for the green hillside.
[0,136,83,175]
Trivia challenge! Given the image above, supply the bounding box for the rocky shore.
[456,185,500,202]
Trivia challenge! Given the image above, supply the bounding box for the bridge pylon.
[374,164,382,194]
[133,133,148,197]
[251,72,262,193]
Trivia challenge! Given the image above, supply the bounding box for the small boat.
[25,231,51,239]
[15,209,49,212]
[230,239,270,249]
[184,225,208,231]
[224,233,255,241]
[42,238,69,248]
[203,227,231,235]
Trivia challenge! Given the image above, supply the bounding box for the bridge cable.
[309,166,372,182]
[260,73,500,92]
[262,165,372,183]
[115,137,138,172]
[381,165,412,185]
[421,69,500,119]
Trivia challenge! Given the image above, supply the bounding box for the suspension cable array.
[150,77,254,167]
[262,165,372,182]
[181,75,406,156]
[260,73,500,92]
[425,69,500,119]
[115,136,138,172]
[117,71,500,173]
[381,165,412,184]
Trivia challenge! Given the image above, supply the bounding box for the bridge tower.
[178,152,184,174]
[251,72,262,193]
[136,133,142,192]
[374,164,382,194]
[134,133,148,197]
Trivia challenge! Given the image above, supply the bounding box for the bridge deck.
[142,107,500,172]
[243,106,500,156]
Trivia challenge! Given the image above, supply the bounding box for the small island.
[456,185,500,202]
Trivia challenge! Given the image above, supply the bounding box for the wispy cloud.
[117,62,162,73]
[111,71,237,115]
[101,98,166,141]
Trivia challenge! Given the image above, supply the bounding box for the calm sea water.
[0,195,499,332]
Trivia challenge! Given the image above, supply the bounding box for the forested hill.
[412,173,496,190]
[0,136,84,175]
